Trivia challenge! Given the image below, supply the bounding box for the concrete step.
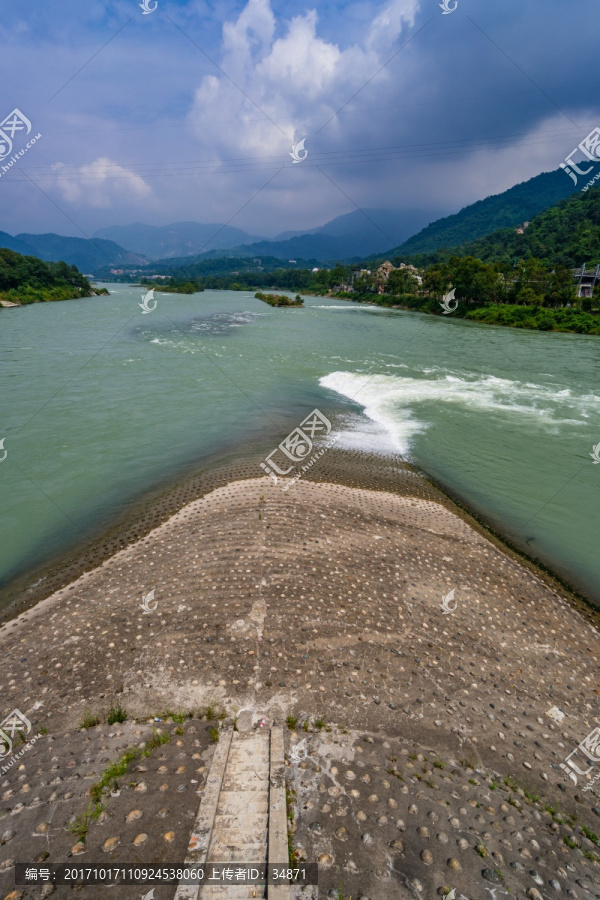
[174,727,289,900]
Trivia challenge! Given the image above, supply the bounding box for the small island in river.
[255,290,303,307]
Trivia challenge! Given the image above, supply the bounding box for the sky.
[0,0,599,241]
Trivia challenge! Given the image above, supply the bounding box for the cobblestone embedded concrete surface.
[0,454,599,899]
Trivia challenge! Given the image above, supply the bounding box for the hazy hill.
[220,208,429,262]
[94,209,429,264]
[15,233,147,272]
[0,231,39,257]
[0,232,147,272]
[93,221,266,260]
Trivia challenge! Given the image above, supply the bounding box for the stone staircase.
[175,727,289,900]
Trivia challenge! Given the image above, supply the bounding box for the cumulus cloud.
[187,0,421,158]
[50,157,151,208]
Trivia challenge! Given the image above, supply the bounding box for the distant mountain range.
[92,221,265,260]
[93,209,427,263]
[215,209,429,263]
[0,231,146,272]
[0,166,584,274]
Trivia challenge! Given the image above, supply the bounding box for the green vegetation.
[68,728,174,844]
[338,249,600,334]
[156,709,189,724]
[138,261,345,295]
[140,278,203,294]
[465,303,600,334]
[392,167,577,256]
[286,714,298,730]
[69,801,105,842]
[90,729,171,807]
[255,291,303,307]
[439,186,600,269]
[107,703,127,725]
[121,187,600,335]
[80,712,102,729]
[209,726,220,743]
[285,786,300,867]
[0,247,98,306]
[90,747,138,803]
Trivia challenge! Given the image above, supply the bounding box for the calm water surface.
[1,285,599,603]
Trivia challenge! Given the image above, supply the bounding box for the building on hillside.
[515,221,530,235]
[377,260,396,280]
[374,261,395,293]
[573,263,600,297]
[374,260,422,293]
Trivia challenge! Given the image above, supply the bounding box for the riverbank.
[334,292,600,335]
[1,455,600,898]
[0,286,109,307]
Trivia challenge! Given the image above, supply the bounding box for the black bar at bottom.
[15,862,319,885]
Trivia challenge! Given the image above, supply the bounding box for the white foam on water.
[312,304,381,310]
[331,413,401,455]
[321,370,599,457]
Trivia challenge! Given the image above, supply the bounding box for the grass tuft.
[107,703,127,725]
[80,712,101,730]
[69,801,105,841]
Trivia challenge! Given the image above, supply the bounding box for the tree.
[328,264,349,288]
[421,265,448,298]
[353,272,375,293]
[385,268,419,295]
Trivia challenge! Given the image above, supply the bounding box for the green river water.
[1,285,599,604]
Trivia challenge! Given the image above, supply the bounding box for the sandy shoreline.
[1,457,600,897]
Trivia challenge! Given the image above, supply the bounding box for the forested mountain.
[389,167,582,257]
[396,185,600,269]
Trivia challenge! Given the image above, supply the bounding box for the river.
[1,284,599,604]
